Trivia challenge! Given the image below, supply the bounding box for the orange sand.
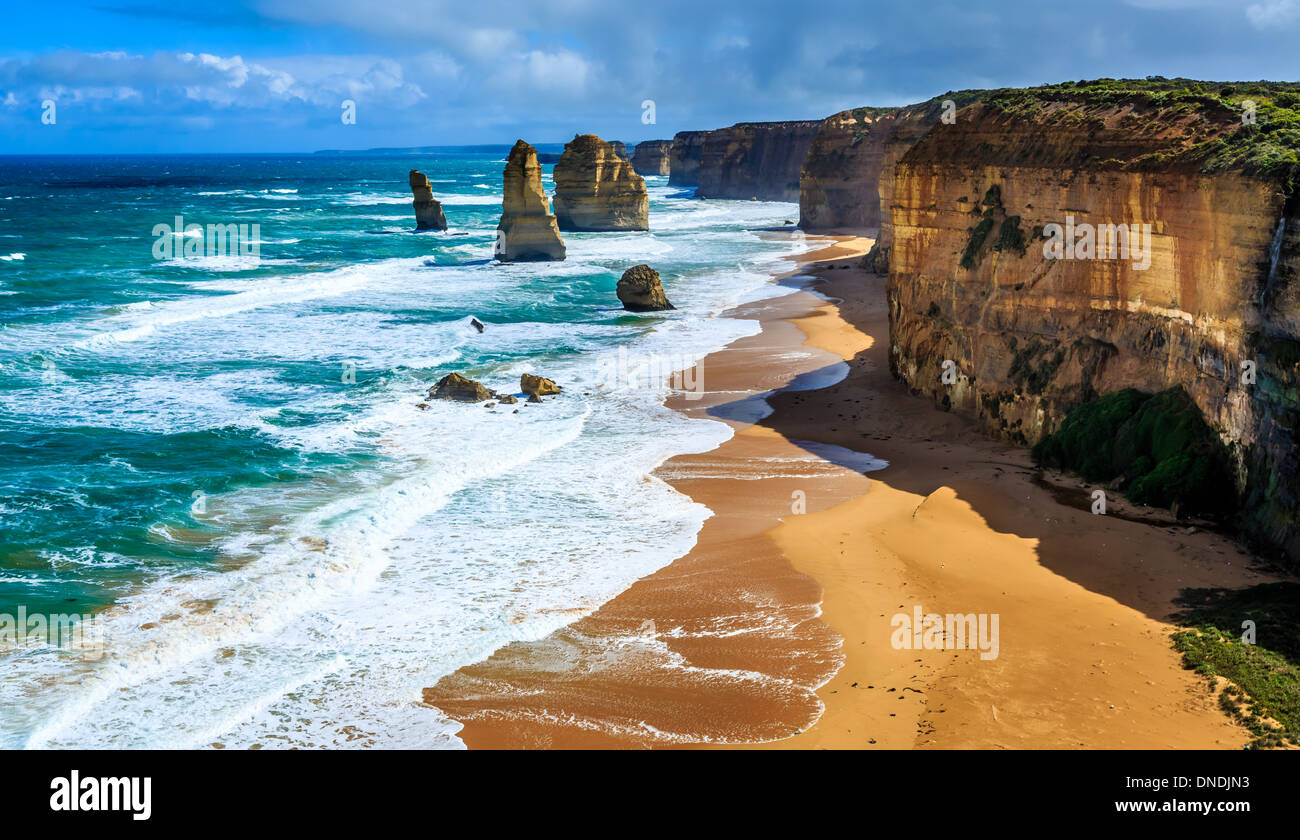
[423,237,1281,748]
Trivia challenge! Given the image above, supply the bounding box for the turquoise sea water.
[0,150,806,748]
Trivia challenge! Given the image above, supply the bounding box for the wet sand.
[423,237,1281,748]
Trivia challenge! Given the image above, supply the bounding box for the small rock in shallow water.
[617,264,675,312]
[427,372,493,403]
[528,393,543,404]
[521,373,562,396]
[470,317,485,333]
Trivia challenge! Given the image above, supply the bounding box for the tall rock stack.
[610,141,629,159]
[630,140,672,176]
[668,131,709,187]
[409,169,448,231]
[551,134,649,231]
[495,140,566,262]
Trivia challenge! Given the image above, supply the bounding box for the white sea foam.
[0,181,844,750]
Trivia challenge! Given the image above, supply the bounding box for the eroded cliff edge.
[879,81,1300,560]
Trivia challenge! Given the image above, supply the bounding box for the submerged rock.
[495,140,566,262]
[427,372,493,402]
[617,264,675,312]
[552,134,649,231]
[409,169,448,231]
[521,373,562,397]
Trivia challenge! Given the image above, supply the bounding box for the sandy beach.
[424,236,1284,749]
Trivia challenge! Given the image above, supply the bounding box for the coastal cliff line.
[812,80,1300,562]
[667,122,821,201]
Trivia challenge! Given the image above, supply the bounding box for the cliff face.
[630,140,672,176]
[799,108,899,231]
[496,140,566,262]
[552,134,649,231]
[409,169,448,231]
[668,131,709,187]
[882,90,1300,558]
[696,120,822,201]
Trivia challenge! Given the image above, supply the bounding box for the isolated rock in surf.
[495,140,566,262]
[617,264,675,312]
[428,372,493,402]
[552,134,649,231]
[521,373,562,397]
[409,169,448,231]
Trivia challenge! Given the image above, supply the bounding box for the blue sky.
[2,0,1299,153]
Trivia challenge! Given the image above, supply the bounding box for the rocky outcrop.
[881,82,1300,561]
[409,169,448,231]
[551,134,649,231]
[696,120,822,201]
[521,374,562,397]
[668,131,709,187]
[617,264,675,311]
[631,140,672,176]
[428,373,492,402]
[610,141,629,159]
[496,140,566,262]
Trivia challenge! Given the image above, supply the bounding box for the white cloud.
[1246,0,1300,27]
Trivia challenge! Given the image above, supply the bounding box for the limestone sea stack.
[551,134,649,231]
[610,141,629,159]
[495,140,566,262]
[630,140,672,176]
[409,169,448,231]
[617,264,674,312]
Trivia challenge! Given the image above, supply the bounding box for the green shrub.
[1032,386,1237,517]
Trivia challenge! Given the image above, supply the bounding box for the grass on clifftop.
[977,78,1300,190]
[1172,583,1300,749]
[1032,386,1237,518]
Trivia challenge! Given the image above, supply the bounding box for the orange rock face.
[496,140,566,262]
[409,169,448,231]
[882,97,1300,559]
[799,107,897,231]
[552,134,648,231]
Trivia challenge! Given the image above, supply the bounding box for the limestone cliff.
[551,134,649,231]
[696,120,822,201]
[610,141,629,160]
[496,140,566,262]
[409,169,448,231]
[631,140,672,176]
[798,107,899,231]
[668,131,709,187]
[880,81,1300,559]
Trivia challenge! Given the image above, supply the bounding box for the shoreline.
[423,236,1283,748]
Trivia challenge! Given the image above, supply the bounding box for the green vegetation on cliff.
[981,77,1300,190]
[1172,583,1300,748]
[1032,386,1237,518]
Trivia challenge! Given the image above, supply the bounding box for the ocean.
[0,149,805,748]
